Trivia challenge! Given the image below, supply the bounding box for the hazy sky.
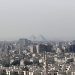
[0,0,75,40]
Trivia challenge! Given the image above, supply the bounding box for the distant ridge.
[28,35,48,42]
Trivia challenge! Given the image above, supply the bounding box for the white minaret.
[43,52,48,75]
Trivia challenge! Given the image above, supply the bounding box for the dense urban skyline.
[0,0,75,40]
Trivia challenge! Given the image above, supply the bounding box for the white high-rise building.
[36,45,39,53]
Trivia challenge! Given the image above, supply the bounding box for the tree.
[11,60,20,66]
[1,70,6,75]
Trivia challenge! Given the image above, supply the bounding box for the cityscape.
[0,0,75,75]
[0,37,75,75]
